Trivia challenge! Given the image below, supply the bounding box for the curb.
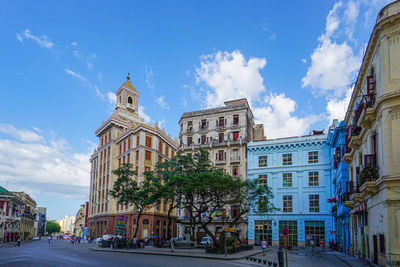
[89,247,264,260]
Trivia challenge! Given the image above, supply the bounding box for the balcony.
[216,123,226,131]
[230,123,240,129]
[199,125,208,133]
[358,156,379,196]
[185,127,193,134]
[348,125,363,149]
[360,94,377,128]
[215,157,226,164]
[230,156,240,163]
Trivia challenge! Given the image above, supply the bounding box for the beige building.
[11,191,37,240]
[177,98,265,241]
[343,1,400,266]
[74,203,87,238]
[57,215,75,234]
[88,77,179,239]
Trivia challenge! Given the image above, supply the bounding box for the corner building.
[343,2,400,265]
[177,99,264,240]
[247,132,334,247]
[88,78,178,239]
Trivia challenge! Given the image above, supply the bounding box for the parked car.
[33,236,40,241]
[200,237,213,248]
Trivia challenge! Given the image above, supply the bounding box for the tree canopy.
[46,220,61,234]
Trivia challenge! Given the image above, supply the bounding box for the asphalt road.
[0,239,369,267]
[0,239,244,267]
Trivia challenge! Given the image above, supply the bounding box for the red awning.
[327,198,337,203]
[350,202,366,215]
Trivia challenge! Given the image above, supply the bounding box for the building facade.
[87,77,179,239]
[35,207,47,237]
[343,2,400,265]
[0,186,26,242]
[11,191,37,240]
[327,120,351,254]
[247,132,334,247]
[57,215,75,234]
[177,99,264,241]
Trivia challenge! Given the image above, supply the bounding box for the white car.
[200,237,213,248]
[33,236,40,241]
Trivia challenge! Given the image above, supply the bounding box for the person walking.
[310,237,315,251]
[48,236,51,244]
[320,238,325,251]
[170,237,175,253]
[261,238,267,256]
[133,237,137,249]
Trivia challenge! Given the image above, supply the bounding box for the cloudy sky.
[0,0,392,219]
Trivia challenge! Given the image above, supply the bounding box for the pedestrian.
[144,237,148,247]
[320,238,325,251]
[48,236,51,244]
[170,237,174,253]
[78,236,81,244]
[261,238,267,256]
[310,237,314,251]
[133,236,137,249]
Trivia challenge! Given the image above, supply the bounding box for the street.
[1,239,373,267]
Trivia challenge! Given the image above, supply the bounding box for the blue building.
[247,132,335,247]
[327,120,351,253]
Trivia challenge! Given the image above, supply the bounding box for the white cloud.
[326,86,353,123]
[301,1,362,98]
[71,42,78,46]
[97,72,103,82]
[0,124,44,143]
[253,94,322,139]
[195,50,322,138]
[17,29,54,49]
[157,119,166,129]
[107,92,116,106]
[64,69,104,100]
[0,125,92,199]
[269,33,277,41]
[139,105,151,124]
[196,50,267,108]
[181,97,188,108]
[301,58,307,64]
[145,65,154,89]
[156,96,169,109]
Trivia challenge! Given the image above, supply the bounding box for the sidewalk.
[90,246,264,260]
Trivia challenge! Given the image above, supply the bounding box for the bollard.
[268,261,272,266]
[246,257,249,260]
[258,258,262,263]
[277,247,284,267]
[263,259,267,264]
[273,263,277,267]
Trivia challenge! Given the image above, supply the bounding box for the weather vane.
[127,72,131,80]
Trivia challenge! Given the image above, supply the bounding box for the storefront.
[279,221,298,247]
[254,220,272,245]
[305,221,325,247]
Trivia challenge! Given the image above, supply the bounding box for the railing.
[354,102,365,124]
[351,125,362,137]
[364,154,376,166]
[357,165,379,187]
[365,94,376,108]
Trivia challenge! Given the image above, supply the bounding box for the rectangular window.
[218,117,224,127]
[309,195,319,212]
[283,195,293,212]
[232,149,239,159]
[166,146,169,157]
[136,151,139,162]
[379,234,385,254]
[233,115,239,125]
[308,151,319,163]
[145,151,152,161]
[283,153,292,166]
[146,136,152,148]
[187,121,193,130]
[128,138,131,150]
[259,175,268,188]
[258,196,269,212]
[187,136,192,146]
[309,172,319,186]
[218,133,224,143]
[232,132,239,141]
[171,151,175,158]
[201,119,207,129]
[145,166,151,172]
[201,135,206,144]
[259,155,268,167]
[218,150,224,161]
[283,173,292,187]
[159,141,163,152]
[158,156,162,163]
[232,166,239,176]
[136,135,140,146]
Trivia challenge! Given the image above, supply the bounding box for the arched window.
[143,219,149,225]
[128,96,133,104]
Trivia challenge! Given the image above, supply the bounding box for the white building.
[57,215,76,234]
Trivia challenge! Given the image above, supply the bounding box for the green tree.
[110,163,159,238]
[46,220,61,234]
[147,149,277,248]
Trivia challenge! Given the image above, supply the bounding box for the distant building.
[74,203,88,238]
[177,99,264,241]
[57,215,75,234]
[10,191,37,240]
[35,207,47,237]
[87,77,179,239]
[247,131,334,247]
[327,120,351,254]
[0,186,26,242]
[343,1,400,265]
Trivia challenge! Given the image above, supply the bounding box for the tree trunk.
[166,199,174,239]
[201,223,221,248]
[133,208,144,238]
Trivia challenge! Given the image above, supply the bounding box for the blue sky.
[0,0,392,219]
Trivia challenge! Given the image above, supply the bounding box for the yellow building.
[88,76,178,239]
[11,191,37,240]
[343,1,400,265]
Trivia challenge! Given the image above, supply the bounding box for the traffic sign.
[223,227,237,232]
[282,226,289,237]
